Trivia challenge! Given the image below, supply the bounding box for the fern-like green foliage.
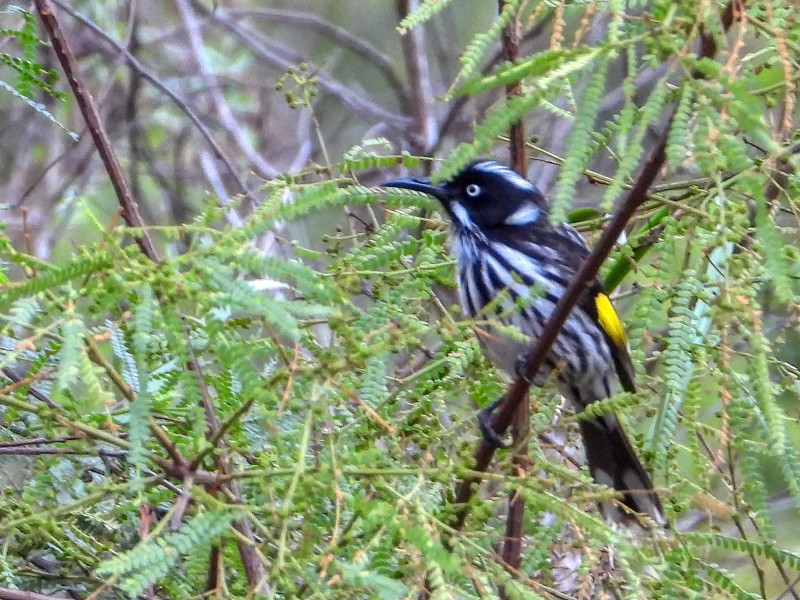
[2,2,800,600]
[0,252,111,310]
[96,510,237,598]
[551,57,609,219]
[447,0,526,93]
[54,309,85,393]
[666,83,695,167]
[128,285,156,472]
[754,197,796,304]
[396,0,456,34]
[0,6,60,99]
[453,46,601,99]
[0,6,75,136]
[601,80,669,209]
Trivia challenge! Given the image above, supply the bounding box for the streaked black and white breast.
[442,161,615,398]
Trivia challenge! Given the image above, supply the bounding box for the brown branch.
[48,0,249,197]
[222,7,409,110]
[191,0,411,135]
[432,12,555,156]
[397,0,438,154]
[188,352,270,594]
[81,337,189,469]
[189,396,257,472]
[33,0,158,262]
[176,0,280,179]
[0,587,72,600]
[1,368,55,399]
[139,504,156,600]
[0,446,126,456]
[500,2,527,179]
[33,3,269,593]
[498,1,530,591]
[0,435,79,448]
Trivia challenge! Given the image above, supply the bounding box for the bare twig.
[0,435,79,448]
[188,351,270,594]
[48,0,249,196]
[176,0,280,179]
[191,0,411,135]
[33,0,158,261]
[0,587,72,600]
[0,446,125,456]
[397,0,438,153]
[498,1,530,590]
[221,7,409,110]
[139,504,156,600]
[432,11,555,156]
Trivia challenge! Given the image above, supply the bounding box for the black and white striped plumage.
[383,160,665,527]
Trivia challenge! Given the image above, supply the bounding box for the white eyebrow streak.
[474,161,535,192]
[505,202,540,226]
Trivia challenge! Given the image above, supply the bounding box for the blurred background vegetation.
[1,1,800,599]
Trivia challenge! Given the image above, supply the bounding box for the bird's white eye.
[465,184,481,198]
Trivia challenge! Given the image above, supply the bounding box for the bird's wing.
[557,224,638,393]
[590,287,637,393]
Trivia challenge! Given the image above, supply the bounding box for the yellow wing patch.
[595,292,627,349]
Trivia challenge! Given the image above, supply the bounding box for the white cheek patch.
[451,202,474,230]
[505,202,540,226]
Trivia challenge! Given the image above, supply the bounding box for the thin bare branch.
[49,0,249,196]
[397,0,438,153]
[176,0,281,179]
[33,0,158,261]
[498,1,530,589]
[191,0,412,136]
[0,587,71,600]
[223,6,409,109]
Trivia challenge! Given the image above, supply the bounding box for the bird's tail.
[578,413,666,527]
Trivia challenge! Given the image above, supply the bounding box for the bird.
[382,159,665,527]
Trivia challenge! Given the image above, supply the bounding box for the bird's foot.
[478,395,511,449]
[514,351,534,384]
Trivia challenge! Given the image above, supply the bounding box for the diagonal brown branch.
[33,1,269,593]
[33,0,158,262]
[0,587,73,600]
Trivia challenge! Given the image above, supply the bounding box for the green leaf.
[54,311,85,393]
[552,57,609,219]
[754,198,795,304]
[129,284,156,471]
[96,510,237,598]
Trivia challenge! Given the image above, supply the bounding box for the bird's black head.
[382,159,547,231]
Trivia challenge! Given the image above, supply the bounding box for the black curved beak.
[381,177,448,203]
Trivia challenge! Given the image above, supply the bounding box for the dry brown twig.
[32,0,270,593]
[33,0,158,261]
[48,0,250,197]
[497,0,531,590]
